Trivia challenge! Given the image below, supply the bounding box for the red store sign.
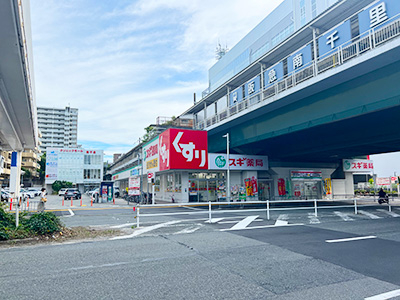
[159,128,208,170]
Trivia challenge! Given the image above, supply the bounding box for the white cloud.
[31,0,285,156]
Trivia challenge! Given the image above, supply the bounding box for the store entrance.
[189,179,220,202]
[258,180,273,201]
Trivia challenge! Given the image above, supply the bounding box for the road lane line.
[377,209,400,218]
[365,288,400,300]
[359,210,381,219]
[334,211,354,221]
[326,235,377,243]
[230,215,259,230]
[220,223,304,231]
[110,220,182,240]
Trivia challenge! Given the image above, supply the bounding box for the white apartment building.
[45,147,104,193]
[37,106,78,151]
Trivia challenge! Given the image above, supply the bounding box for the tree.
[51,180,73,193]
[142,125,156,144]
[38,152,46,183]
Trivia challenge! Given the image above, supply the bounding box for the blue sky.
[29,0,400,177]
[30,0,284,162]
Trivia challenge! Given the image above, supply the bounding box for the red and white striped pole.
[80,196,82,207]
[71,197,73,207]
[9,198,13,211]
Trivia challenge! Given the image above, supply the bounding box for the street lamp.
[223,133,230,203]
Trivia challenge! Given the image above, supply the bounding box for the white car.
[27,187,41,197]
[21,188,35,199]
[58,188,67,196]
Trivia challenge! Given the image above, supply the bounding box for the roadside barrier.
[135,198,394,228]
[7,200,39,212]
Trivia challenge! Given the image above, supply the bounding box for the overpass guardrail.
[197,13,400,130]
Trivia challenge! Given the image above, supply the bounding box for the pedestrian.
[38,187,47,213]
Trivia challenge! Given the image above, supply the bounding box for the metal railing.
[134,198,393,228]
[6,199,39,212]
[197,14,400,130]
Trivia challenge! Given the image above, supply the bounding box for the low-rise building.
[45,147,104,193]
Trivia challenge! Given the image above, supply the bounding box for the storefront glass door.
[258,180,273,201]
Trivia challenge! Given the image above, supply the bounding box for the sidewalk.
[42,194,133,211]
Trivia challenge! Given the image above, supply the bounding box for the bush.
[23,212,63,235]
[52,180,73,193]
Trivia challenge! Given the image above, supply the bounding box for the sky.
[29,0,400,177]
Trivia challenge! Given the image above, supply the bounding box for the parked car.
[58,188,67,197]
[1,189,10,202]
[64,188,81,200]
[21,188,35,199]
[89,188,99,197]
[27,187,41,197]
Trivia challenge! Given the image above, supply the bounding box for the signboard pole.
[152,184,155,205]
[223,133,230,203]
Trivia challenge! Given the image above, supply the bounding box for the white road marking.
[173,225,203,235]
[377,209,400,218]
[308,212,320,224]
[334,211,354,221]
[182,206,202,211]
[277,214,289,221]
[359,210,381,219]
[110,220,182,240]
[326,235,377,243]
[230,215,259,230]
[365,288,400,300]
[220,223,304,231]
[64,209,75,218]
[205,218,224,223]
[274,220,289,226]
[69,262,129,271]
[218,219,263,224]
[110,223,136,229]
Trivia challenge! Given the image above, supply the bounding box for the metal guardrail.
[134,198,393,228]
[5,199,39,212]
[197,14,400,130]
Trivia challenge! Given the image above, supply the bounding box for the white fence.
[135,198,393,228]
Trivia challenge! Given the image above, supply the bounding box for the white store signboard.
[128,176,140,196]
[208,153,268,170]
[343,159,374,173]
[142,137,159,174]
[377,177,391,185]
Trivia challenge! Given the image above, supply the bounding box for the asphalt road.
[1,197,400,299]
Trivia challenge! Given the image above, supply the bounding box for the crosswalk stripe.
[334,211,354,221]
[205,218,225,223]
[230,215,259,230]
[277,214,289,221]
[308,212,320,224]
[377,209,400,218]
[358,210,381,219]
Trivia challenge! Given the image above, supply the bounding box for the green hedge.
[0,204,63,241]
